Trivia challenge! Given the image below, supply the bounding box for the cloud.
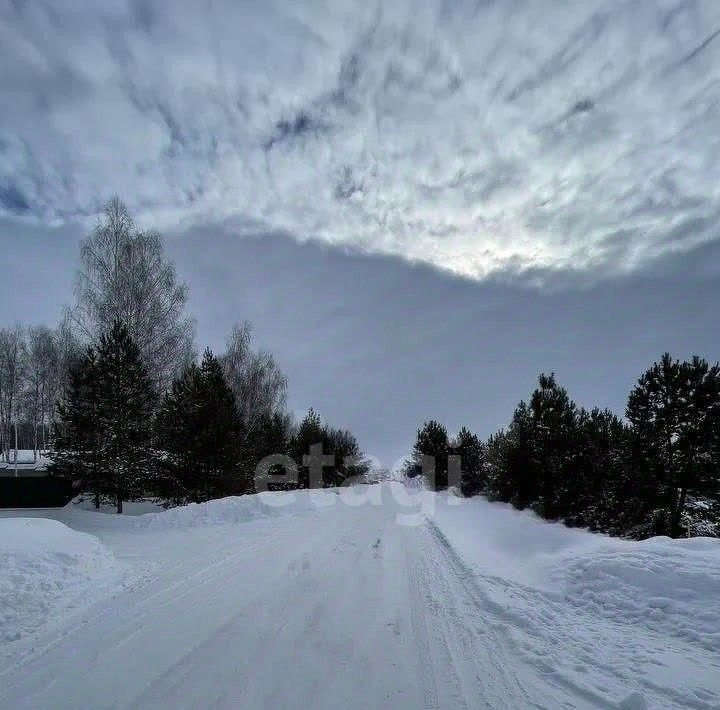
[2,0,720,280]
[0,182,30,214]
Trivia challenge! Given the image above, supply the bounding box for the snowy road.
[1,485,719,709]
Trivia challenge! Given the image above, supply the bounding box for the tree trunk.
[670,487,688,538]
[93,458,101,509]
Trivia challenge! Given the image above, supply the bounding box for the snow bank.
[432,495,611,588]
[135,489,339,530]
[0,518,121,648]
[559,536,720,652]
[432,494,720,708]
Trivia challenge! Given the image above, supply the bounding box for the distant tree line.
[1,199,368,511]
[408,360,720,539]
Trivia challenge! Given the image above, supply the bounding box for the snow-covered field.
[0,483,718,709]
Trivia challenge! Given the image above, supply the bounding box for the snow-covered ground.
[0,483,718,709]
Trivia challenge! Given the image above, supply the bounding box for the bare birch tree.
[0,325,27,461]
[23,326,61,457]
[53,315,82,395]
[221,322,288,434]
[72,198,195,391]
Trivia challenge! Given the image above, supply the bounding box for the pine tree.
[453,427,485,497]
[484,429,510,501]
[407,420,450,490]
[485,374,579,516]
[323,427,370,486]
[627,354,720,537]
[409,355,719,539]
[95,321,156,513]
[486,401,535,507]
[529,373,579,518]
[569,408,629,529]
[287,409,369,489]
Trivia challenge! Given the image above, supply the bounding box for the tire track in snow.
[420,519,608,709]
[404,538,441,709]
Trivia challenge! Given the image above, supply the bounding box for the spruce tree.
[155,362,204,505]
[50,347,104,508]
[291,408,325,488]
[156,349,240,504]
[95,320,156,513]
[239,411,292,492]
[198,348,241,497]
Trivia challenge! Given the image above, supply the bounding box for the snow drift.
[433,495,720,708]
[134,489,343,530]
[560,536,720,652]
[0,518,121,650]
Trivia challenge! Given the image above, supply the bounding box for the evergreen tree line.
[51,322,369,512]
[408,355,720,539]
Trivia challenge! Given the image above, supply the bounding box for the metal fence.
[0,476,74,508]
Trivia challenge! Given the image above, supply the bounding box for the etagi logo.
[253,446,465,526]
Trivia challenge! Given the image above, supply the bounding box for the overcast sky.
[2,0,720,464]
